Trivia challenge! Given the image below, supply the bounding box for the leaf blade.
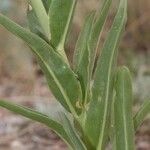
[28,0,50,40]
[49,0,76,60]
[89,0,112,76]
[85,0,127,147]
[114,67,135,150]
[0,100,73,149]
[73,12,95,103]
[0,13,82,116]
[27,9,47,41]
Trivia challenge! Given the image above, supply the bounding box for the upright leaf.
[85,0,127,147]
[28,0,50,40]
[114,67,135,150]
[73,12,95,103]
[49,0,76,60]
[0,14,82,116]
[0,100,73,149]
[89,0,112,76]
[92,0,127,101]
[134,99,150,131]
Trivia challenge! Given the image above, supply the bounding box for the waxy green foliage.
[0,13,82,116]
[27,0,50,40]
[49,0,76,62]
[85,0,127,148]
[74,12,95,103]
[0,0,149,149]
[114,67,135,150]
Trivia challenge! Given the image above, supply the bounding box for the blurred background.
[0,0,149,149]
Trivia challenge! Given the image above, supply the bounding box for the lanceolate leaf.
[89,0,112,76]
[73,12,95,70]
[134,99,150,131]
[73,12,95,103]
[85,0,127,147]
[0,14,82,116]
[114,67,135,150]
[0,100,73,149]
[92,0,127,101]
[62,114,87,150]
[28,0,50,40]
[49,0,76,60]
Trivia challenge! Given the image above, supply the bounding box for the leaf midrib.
[32,47,78,117]
[122,76,129,150]
[97,6,126,149]
[57,0,76,51]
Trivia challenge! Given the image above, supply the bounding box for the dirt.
[0,75,149,150]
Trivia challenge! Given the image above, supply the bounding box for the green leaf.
[0,14,82,116]
[49,0,76,60]
[0,100,73,149]
[113,67,135,150]
[73,12,95,103]
[134,99,150,131]
[42,0,51,13]
[28,0,50,40]
[62,114,87,150]
[89,0,112,76]
[85,0,127,147]
[27,9,48,41]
